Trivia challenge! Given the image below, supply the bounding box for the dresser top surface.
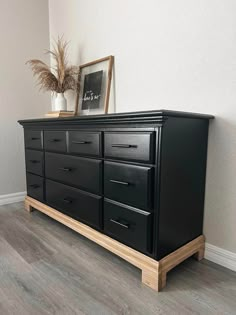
[18,109,214,126]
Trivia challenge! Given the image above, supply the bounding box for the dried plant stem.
[26,37,80,94]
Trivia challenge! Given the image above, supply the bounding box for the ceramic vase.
[54,93,67,111]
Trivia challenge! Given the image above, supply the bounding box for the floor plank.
[0,202,235,315]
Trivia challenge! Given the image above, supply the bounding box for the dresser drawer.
[104,132,154,163]
[26,173,44,202]
[24,130,43,150]
[46,180,102,229]
[104,199,152,253]
[44,131,67,152]
[25,149,44,176]
[104,161,153,210]
[68,131,101,157]
[45,152,102,194]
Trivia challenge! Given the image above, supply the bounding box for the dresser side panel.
[157,117,209,259]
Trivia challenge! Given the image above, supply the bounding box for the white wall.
[49,0,236,255]
[0,0,50,196]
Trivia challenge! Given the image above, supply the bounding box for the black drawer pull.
[29,184,40,189]
[49,139,61,142]
[111,144,137,148]
[29,160,40,164]
[59,167,72,172]
[110,179,129,186]
[31,137,40,140]
[63,197,73,204]
[72,141,91,144]
[110,219,129,229]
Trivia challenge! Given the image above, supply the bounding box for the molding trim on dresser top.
[18,109,214,291]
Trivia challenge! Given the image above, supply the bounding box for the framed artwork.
[75,55,114,115]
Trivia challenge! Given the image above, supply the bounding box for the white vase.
[54,93,67,111]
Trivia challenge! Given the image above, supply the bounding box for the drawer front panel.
[24,130,43,150]
[104,132,154,163]
[104,161,153,210]
[25,149,44,176]
[46,180,102,229]
[44,131,67,153]
[68,131,101,157]
[104,199,152,253]
[26,173,44,202]
[45,152,102,194]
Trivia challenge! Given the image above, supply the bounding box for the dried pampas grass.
[26,37,79,94]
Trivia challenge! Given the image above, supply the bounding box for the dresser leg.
[160,272,167,289]
[142,267,165,292]
[193,245,205,261]
[24,197,34,212]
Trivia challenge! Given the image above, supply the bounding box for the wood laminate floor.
[0,202,235,315]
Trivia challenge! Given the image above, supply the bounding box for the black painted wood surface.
[45,152,102,194]
[24,130,43,149]
[104,199,152,254]
[19,109,213,260]
[26,173,44,202]
[44,131,67,153]
[68,131,102,157]
[46,179,102,229]
[25,149,44,176]
[104,161,153,210]
[104,131,155,163]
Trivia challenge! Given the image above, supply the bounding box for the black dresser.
[18,110,213,291]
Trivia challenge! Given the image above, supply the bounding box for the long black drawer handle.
[72,141,91,144]
[110,219,129,229]
[111,144,137,148]
[110,179,129,186]
[29,160,40,164]
[63,198,73,204]
[59,167,72,172]
[49,139,61,142]
[29,184,40,189]
[31,137,40,140]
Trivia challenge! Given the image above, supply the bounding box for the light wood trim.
[24,196,205,292]
[194,245,205,261]
[159,235,205,273]
[158,235,205,290]
[142,268,161,291]
[45,111,75,118]
[104,56,114,114]
[24,198,33,212]
[79,56,113,69]
[74,71,80,115]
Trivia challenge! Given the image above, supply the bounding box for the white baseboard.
[0,191,26,206]
[205,243,236,272]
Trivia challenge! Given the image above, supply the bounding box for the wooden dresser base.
[25,196,205,292]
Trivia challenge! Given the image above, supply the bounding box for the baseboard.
[0,191,26,206]
[205,243,236,272]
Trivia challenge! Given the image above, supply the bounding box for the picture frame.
[75,55,114,116]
